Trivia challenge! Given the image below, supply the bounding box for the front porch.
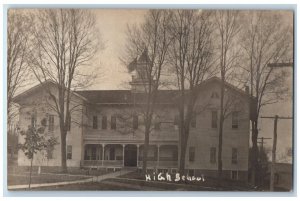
[81,144,178,169]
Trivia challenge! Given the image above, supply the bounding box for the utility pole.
[257,136,272,186]
[261,115,293,191]
[257,137,272,151]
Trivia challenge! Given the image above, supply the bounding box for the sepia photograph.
[6,8,294,192]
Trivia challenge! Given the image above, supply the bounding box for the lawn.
[8,172,91,186]
[24,181,136,191]
[8,166,109,176]
[7,165,113,186]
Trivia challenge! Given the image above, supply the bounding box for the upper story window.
[48,115,54,132]
[211,110,218,128]
[93,116,98,129]
[67,145,72,160]
[232,148,238,164]
[210,147,216,164]
[174,115,179,126]
[211,91,219,99]
[191,113,196,128]
[232,111,239,129]
[133,115,138,130]
[154,117,160,130]
[31,114,37,128]
[67,115,71,131]
[47,146,54,159]
[102,115,107,129]
[111,115,116,130]
[189,146,195,162]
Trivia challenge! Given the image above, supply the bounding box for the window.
[189,147,195,162]
[48,115,54,132]
[46,147,54,159]
[154,116,160,130]
[232,111,239,129]
[67,115,71,131]
[231,170,238,180]
[93,116,98,129]
[67,145,72,160]
[211,111,218,128]
[154,122,160,130]
[174,115,179,126]
[133,115,138,130]
[232,148,238,164]
[210,147,216,164]
[211,91,219,99]
[102,115,107,129]
[84,148,91,160]
[191,113,196,128]
[31,114,37,128]
[111,115,116,130]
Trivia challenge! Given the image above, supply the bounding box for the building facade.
[14,56,251,181]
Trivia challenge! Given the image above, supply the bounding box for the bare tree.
[124,10,173,173]
[239,11,292,184]
[168,10,215,174]
[29,9,102,172]
[7,10,33,125]
[213,10,242,178]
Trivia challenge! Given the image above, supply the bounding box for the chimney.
[245,85,249,94]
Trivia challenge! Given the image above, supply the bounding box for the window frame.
[48,115,54,132]
[232,111,239,129]
[67,115,71,131]
[93,115,98,129]
[111,115,116,130]
[31,114,37,128]
[232,148,238,164]
[210,147,217,164]
[231,170,239,180]
[211,110,218,128]
[133,115,138,130]
[102,115,107,129]
[189,147,195,162]
[67,145,72,160]
[191,113,196,128]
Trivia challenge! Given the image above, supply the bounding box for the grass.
[8,172,91,186]
[8,165,109,176]
[12,181,136,191]
[7,165,111,186]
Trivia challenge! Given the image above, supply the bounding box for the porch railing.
[82,160,123,167]
[82,160,178,168]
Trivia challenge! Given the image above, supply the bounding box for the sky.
[89,9,147,90]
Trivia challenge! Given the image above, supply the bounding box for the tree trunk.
[217,117,224,179]
[28,155,33,189]
[218,76,225,179]
[60,129,67,173]
[142,123,151,174]
[251,120,259,184]
[179,126,189,175]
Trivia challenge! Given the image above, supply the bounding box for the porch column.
[102,144,105,166]
[122,144,125,167]
[157,145,160,167]
[137,144,140,167]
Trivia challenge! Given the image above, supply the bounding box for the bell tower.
[128,49,151,92]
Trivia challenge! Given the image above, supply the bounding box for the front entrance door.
[124,145,137,166]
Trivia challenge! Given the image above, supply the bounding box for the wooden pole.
[270,115,278,191]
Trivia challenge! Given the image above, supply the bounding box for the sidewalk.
[8,169,134,190]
